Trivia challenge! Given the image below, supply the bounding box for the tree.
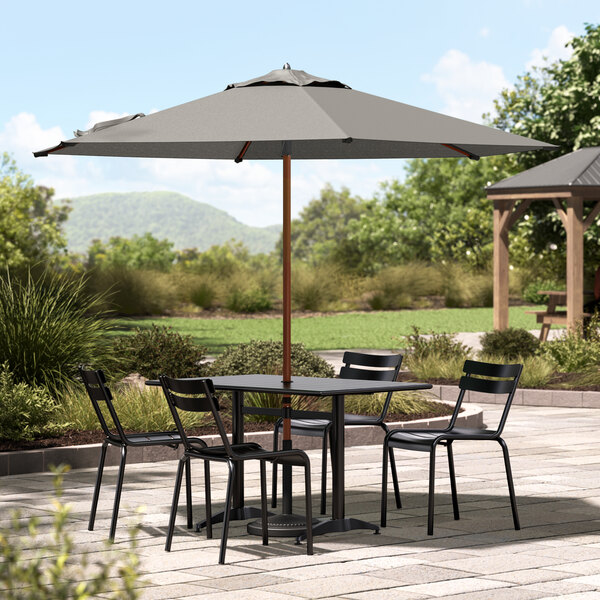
[276,185,367,266]
[87,232,176,271]
[0,153,70,268]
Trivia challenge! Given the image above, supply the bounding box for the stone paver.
[1,404,599,599]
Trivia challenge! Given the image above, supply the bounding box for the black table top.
[147,374,431,396]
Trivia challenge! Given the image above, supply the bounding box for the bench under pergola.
[487,147,600,333]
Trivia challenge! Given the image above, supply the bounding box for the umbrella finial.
[283,63,291,70]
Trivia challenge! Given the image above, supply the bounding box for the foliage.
[0,268,112,396]
[276,185,367,266]
[112,324,207,379]
[87,232,176,272]
[403,326,471,361]
[0,466,141,599]
[343,391,450,417]
[0,363,59,441]
[209,340,334,378]
[189,280,217,309]
[439,263,493,308]
[85,266,178,315]
[476,354,555,389]
[291,263,341,311]
[480,328,540,360]
[60,382,210,432]
[539,321,600,372]
[345,156,515,273]
[0,154,70,268]
[225,285,273,313]
[522,279,565,304]
[405,353,467,381]
[367,264,442,310]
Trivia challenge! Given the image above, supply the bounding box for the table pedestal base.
[295,517,380,542]
[195,506,268,532]
[247,513,320,537]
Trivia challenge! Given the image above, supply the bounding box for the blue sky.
[1,1,598,227]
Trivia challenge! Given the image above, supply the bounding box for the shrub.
[209,340,334,422]
[0,269,112,396]
[439,264,493,308]
[405,353,467,381]
[225,286,273,313]
[367,264,442,310]
[0,363,59,441]
[539,326,600,372]
[292,264,340,311]
[112,324,208,379]
[344,391,448,417]
[85,266,178,315]
[478,353,555,388]
[522,279,564,304]
[189,280,217,309]
[403,326,471,361]
[480,328,540,360]
[0,466,141,599]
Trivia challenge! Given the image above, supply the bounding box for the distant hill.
[62,191,281,254]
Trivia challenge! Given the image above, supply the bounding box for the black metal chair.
[160,375,314,564]
[272,351,403,514]
[381,359,523,535]
[79,366,205,541]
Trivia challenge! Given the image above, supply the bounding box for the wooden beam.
[507,199,533,230]
[498,200,516,232]
[553,198,568,229]
[583,200,600,232]
[565,197,584,330]
[493,199,511,330]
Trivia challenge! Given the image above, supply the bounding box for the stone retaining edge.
[0,401,482,477]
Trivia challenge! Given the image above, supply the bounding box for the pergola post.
[566,197,584,330]
[493,199,511,330]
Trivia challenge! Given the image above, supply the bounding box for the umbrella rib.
[442,143,480,161]
[235,141,252,163]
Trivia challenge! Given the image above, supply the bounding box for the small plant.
[403,326,471,361]
[0,362,60,441]
[344,391,450,417]
[0,268,112,396]
[539,324,600,372]
[225,286,273,313]
[522,279,564,304]
[0,465,142,599]
[479,353,555,388]
[480,328,540,360]
[405,352,467,381]
[113,324,207,379]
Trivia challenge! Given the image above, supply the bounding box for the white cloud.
[421,49,510,122]
[526,25,574,71]
[85,110,130,130]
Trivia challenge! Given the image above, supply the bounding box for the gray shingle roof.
[487,147,600,191]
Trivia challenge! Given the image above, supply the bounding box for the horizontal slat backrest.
[463,360,521,379]
[342,351,402,370]
[459,376,516,395]
[340,365,396,381]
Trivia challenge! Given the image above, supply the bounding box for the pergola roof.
[487,147,600,194]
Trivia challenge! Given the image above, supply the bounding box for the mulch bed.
[0,404,454,453]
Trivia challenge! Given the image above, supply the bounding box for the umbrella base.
[246,513,319,538]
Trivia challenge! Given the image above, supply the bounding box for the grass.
[110,306,545,354]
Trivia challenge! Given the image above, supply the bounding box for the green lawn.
[111,306,546,354]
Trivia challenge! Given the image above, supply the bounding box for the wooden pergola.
[487,147,600,332]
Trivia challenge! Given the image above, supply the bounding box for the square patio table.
[148,374,432,540]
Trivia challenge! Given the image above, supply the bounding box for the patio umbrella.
[35,64,556,531]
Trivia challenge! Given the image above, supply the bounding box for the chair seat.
[121,431,206,446]
[278,413,382,434]
[388,427,494,451]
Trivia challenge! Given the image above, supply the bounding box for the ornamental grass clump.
[0,268,112,396]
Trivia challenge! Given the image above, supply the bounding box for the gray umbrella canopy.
[35,66,555,160]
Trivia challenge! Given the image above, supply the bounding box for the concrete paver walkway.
[1,404,599,599]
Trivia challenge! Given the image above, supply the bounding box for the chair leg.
[219,461,235,565]
[271,422,280,508]
[109,445,127,541]
[260,460,268,546]
[498,438,521,530]
[447,442,460,521]
[382,425,401,509]
[320,429,329,515]
[204,460,213,539]
[89,440,108,531]
[304,462,313,556]
[185,457,193,529]
[427,446,437,536]
[165,456,186,552]
[380,440,389,528]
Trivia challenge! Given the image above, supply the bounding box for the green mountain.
[63,191,281,254]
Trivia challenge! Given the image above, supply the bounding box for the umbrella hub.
[226,67,351,90]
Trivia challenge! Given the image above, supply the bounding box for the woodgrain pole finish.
[493,199,511,330]
[566,197,584,330]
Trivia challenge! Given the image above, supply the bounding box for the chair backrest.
[79,366,127,443]
[340,351,403,421]
[449,359,523,435]
[159,376,233,456]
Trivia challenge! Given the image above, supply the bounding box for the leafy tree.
[87,232,176,271]
[0,153,70,268]
[276,185,367,266]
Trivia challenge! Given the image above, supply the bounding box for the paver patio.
[1,404,599,599]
